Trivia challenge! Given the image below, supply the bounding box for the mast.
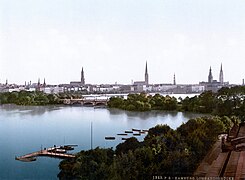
[91,122,93,150]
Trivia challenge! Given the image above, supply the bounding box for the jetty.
[15,145,76,162]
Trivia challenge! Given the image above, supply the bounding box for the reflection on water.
[0,104,62,116]
[0,105,203,179]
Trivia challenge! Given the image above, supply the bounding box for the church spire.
[81,67,85,85]
[208,66,213,83]
[38,78,40,86]
[43,78,46,87]
[173,73,176,85]
[145,61,149,85]
[219,63,224,84]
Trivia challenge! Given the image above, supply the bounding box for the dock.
[15,145,76,162]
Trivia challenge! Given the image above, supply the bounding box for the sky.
[0,0,245,85]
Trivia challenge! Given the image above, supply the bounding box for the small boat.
[62,145,77,151]
[105,136,116,140]
[142,129,149,132]
[133,133,141,136]
[54,149,67,153]
[117,133,128,136]
[122,137,128,140]
[132,128,141,132]
[125,130,133,133]
[15,156,37,162]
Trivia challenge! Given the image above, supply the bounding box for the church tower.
[219,63,224,84]
[145,61,149,85]
[173,73,176,85]
[208,66,213,83]
[81,67,85,85]
[43,78,46,87]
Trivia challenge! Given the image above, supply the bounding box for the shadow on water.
[0,104,62,116]
[107,108,205,122]
[181,111,207,119]
[108,108,181,120]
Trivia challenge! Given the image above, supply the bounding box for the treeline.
[181,86,245,119]
[0,91,62,105]
[108,93,178,111]
[108,86,245,120]
[58,115,236,179]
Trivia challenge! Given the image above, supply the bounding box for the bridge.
[63,98,109,106]
[194,123,245,179]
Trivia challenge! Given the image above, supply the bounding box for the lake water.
[0,105,202,179]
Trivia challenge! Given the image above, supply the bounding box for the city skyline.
[0,62,231,86]
[1,0,245,85]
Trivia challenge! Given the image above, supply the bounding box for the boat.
[105,136,116,140]
[15,156,37,162]
[61,145,77,151]
[117,133,128,136]
[132,128,141,132]
[54,149,66,153]
[133,133,141,136]
[125,130,133,133]
[122,137,128,140]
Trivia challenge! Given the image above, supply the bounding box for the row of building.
[0,62,242,94]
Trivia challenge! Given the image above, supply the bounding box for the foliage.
[58,147,114,180]
[0,91,62,105]
[180,86,245,122]
[108,93,178,112]
[115,137,142,155]
[58,116,233,179]
[108,86,245,121]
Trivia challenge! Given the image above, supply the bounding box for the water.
[0,104,201,179]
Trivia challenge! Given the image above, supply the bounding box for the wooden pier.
[15,145,76,162]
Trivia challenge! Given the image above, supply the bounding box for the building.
[199,63,229,92]
[81,67,85,85]
[133,61,149,91]
[70,67,86,86]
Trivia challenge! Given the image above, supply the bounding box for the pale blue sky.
[0,0,245,85]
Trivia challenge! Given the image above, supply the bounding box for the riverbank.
[58,115,233,179]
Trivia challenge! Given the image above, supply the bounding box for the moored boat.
[15,156,37,162]
[132,128,141,132]
[133,133,141,136]
[125,130,133,133]
[117,133,128,136]
[105,136,116,140]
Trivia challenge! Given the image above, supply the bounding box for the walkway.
[194,123,245,179]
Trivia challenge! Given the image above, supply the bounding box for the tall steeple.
[43,78,46,87]
[38,78,40,86]
[145,61,149,85]
[173,73,176,85]
[81,67,85,85]
[219,63,224,84]
[208,66,213,83]
[36,78,41,91]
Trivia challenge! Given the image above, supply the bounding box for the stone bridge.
[63,98,108,106]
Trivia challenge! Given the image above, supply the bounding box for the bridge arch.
[83,102,94,106]
[94,102,107,106]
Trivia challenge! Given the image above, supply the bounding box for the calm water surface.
[0,105,202,179]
